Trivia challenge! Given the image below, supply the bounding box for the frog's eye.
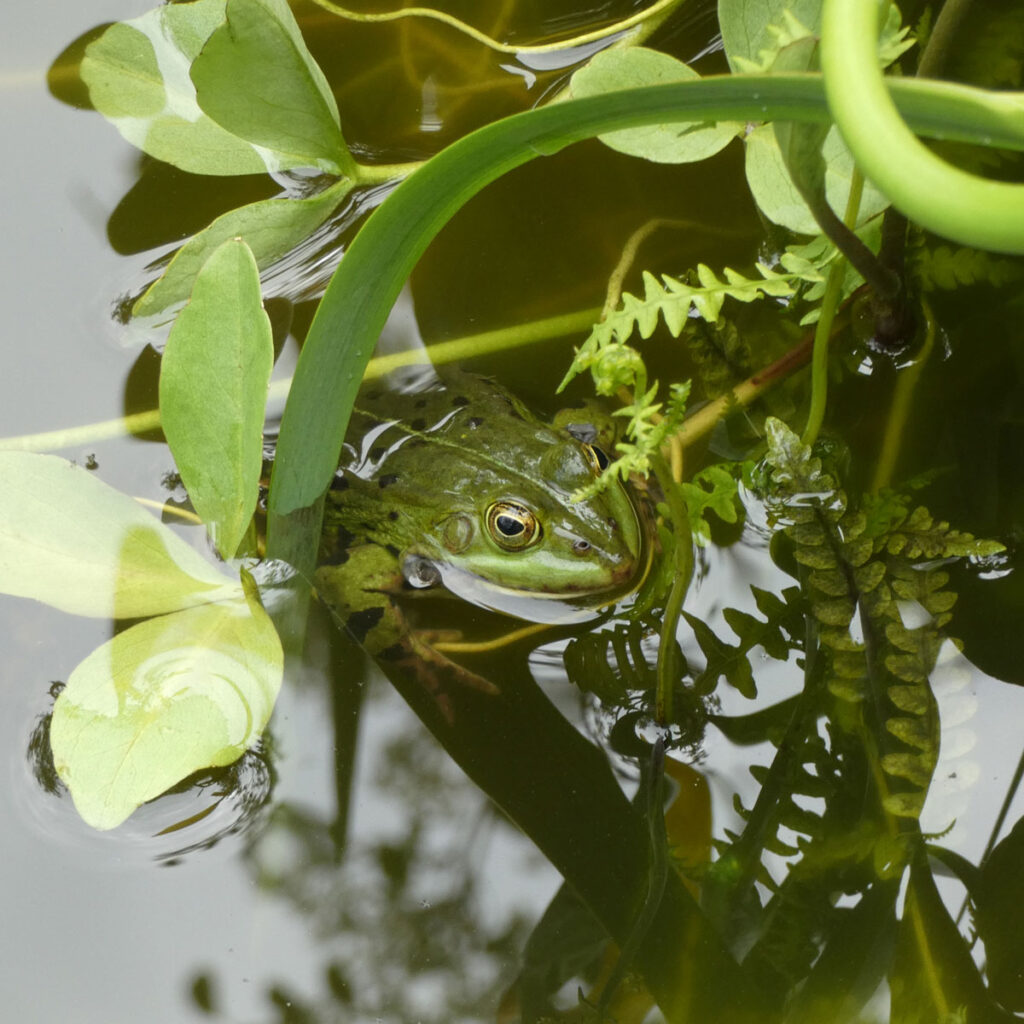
[582,443,611,474]
[485,501,541,551]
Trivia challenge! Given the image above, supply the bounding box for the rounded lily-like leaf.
[569,48,742,164]
[159,239,273,560]
[0,452,239,618]
[51,591,283,831]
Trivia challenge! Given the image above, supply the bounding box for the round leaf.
[51,594,283,830]
[570,48,741,164]
[81,0,272,175]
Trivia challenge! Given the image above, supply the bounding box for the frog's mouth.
[430,537,652,625]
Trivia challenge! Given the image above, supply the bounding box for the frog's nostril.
[572,539,591,555]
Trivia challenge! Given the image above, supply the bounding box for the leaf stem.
[651,454,693,725]
[306,0,686,55]
[352,160,425,184]
[916,0,975,79]
[0,306,601,453]
[870,303,937,492]
[802,168,864,446]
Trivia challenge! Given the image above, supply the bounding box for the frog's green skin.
[314,371,647,696]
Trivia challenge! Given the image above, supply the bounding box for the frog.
[313,370,649,704]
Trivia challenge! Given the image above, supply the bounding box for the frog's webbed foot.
[315,551,500,720]
[408,631,499,695]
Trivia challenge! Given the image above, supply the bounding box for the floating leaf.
[191,0,350,174]
[160,240,273,559]
[0,452,238,618]
[82,0,268,175]
[569,48,741,163]
[82,0,347,175]
[135,178,353,316]
[50,589,283,830]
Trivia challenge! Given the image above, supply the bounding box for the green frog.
[314,370,649,701]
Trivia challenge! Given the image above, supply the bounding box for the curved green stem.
[267,73,1024,574]
[308,0,685,55]
[821,0,1024,254]
[651,456,693,726]
[803,168,864,446]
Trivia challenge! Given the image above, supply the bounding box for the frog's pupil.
[496,514,524,536]
[590,445,610,471]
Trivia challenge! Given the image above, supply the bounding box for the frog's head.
[406,431,649,623]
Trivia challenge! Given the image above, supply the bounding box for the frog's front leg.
[314,545,498,709]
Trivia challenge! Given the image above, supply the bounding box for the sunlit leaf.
[190,0,350,174]
[134,178,353,316]
[0,452,238,618]
[744,124,890,234]
[81,0,344,175]
[160,240,273,559]
[82,0,264,175]
[569,48,741,164]
[50,588,283,830]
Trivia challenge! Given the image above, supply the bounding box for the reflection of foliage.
[219,710,537,1024]
[561,408,1013,1021]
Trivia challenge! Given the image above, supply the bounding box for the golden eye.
[583,443,611,474]
[485,501,541,551]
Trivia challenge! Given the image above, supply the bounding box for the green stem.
[308,0,686,55]
[821,0,1024,254]
[802,170,864,446]
[651,455,693,726]
[352,159,425,184]
[870,303,937,492]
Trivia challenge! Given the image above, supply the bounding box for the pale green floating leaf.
[160,240,273,560]
[569,48,741,164]
[81,0,343,175]
[50,591,284,830]
[191,0,350,174]
[135,177,353,316]
[0,452,239,618]
[744,123,890,234]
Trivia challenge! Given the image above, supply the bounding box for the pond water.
[3,1,1024,1022]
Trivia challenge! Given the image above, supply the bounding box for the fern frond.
[913,244,1024,292]
[562,264,798,394]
